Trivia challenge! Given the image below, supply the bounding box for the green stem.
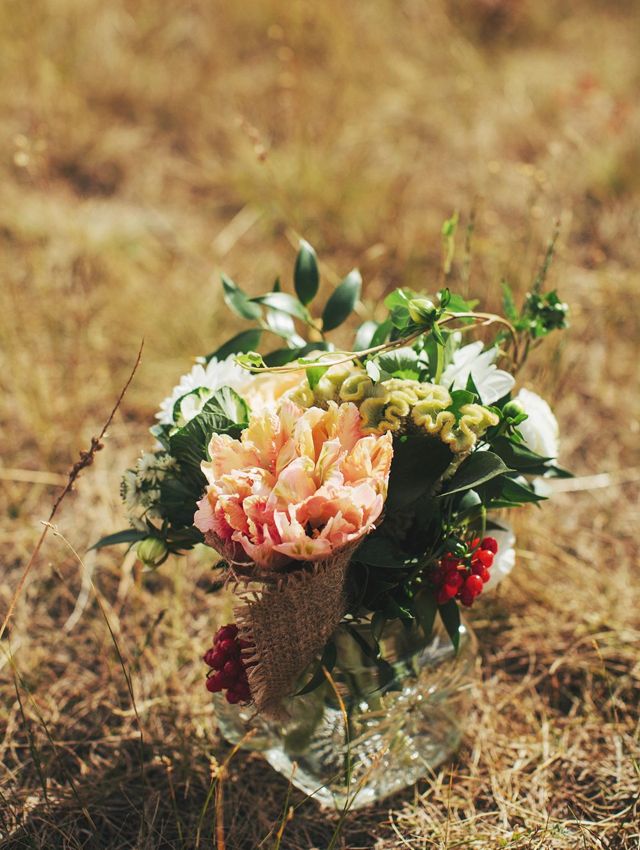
[434,340,445,384]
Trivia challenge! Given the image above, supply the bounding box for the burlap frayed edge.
[232,544,358,720]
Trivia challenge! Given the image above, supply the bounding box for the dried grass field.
[1,1,640,847]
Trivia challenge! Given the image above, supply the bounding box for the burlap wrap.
[205,531,352,719]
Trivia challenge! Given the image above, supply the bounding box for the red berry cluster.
[434,536,498,607]
[204,624,251,705]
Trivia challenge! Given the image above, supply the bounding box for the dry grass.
[1,0,640,847]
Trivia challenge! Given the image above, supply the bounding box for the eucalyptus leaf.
[322,269,362,331]
[353,320,378,352]
[294,240,320,306]
[252,292,311,323]
[205,329,263,363]
[263,341,332,367]
[221,274,262,320]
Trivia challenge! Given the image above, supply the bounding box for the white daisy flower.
[156,355,253,426]
[441,341,515,406]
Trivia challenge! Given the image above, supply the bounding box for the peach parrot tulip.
[194,400,393,569]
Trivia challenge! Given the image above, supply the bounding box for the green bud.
[136,537,168,567]
[408,297,437,326]
[502,400,526,421]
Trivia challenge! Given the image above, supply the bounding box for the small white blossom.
[120,470,141,512]
[135,451,177,485]
[441,341,515,405]
[515,388,559,460]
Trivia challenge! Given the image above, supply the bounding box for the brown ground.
[1,1,639,847]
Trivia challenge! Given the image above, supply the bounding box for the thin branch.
[0,341,144,644]
[236,311,519,375]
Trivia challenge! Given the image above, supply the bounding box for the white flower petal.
[472,367,515,405]
[483,522,516,591]
[440,340,483,387]
[515,388,559,459]
[440,341,514,405]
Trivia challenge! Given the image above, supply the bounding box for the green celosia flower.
[291,362,498,455]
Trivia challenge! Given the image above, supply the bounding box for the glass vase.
[214,616,477,809]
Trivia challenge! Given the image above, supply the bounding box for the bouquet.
[97,236,569,722]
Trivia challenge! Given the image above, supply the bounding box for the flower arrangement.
[97,235,569,721]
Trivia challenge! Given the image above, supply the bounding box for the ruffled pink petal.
[203,434,259,481]
[271,456,317,506]
[335,402,365,450]
[342,432,393,492]
[314,439,345,487]
[196,401,393,569]
[234,527,290,570]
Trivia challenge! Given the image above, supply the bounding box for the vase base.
[261,728,462,809]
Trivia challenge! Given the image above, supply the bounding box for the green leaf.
[490,435,554,473]
[376,347,420,379]
[221,274,262,320]
[440,290,479,315]
[439,451,511,497]
[171,387,212,427]
[90,528,147,551]
[387,436,454,509]
[212,385,250,425]
[355,535,416,568]
[150,422,171,450]
[306,364,329,390]
[371,319,393,347]
[545,464,573,479]
[384,289,412,310]
[321,269,362,332]
[439,599,461,652]
[264,278,306,346]
[353,320,378,352]
[344,626,395,687]
[236,351,265,370]
[412,590,438,639]
[492,475,547,506]
[205,329,263,363]
[449,388,478,422]
[390,304,411,330]
[160,474,204,527]
[169,388,248,472]
[263,341,332,367]
[252,292,311,323]
[294,240,320,306]
[295,640,337,696]
[501,280,518,322]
